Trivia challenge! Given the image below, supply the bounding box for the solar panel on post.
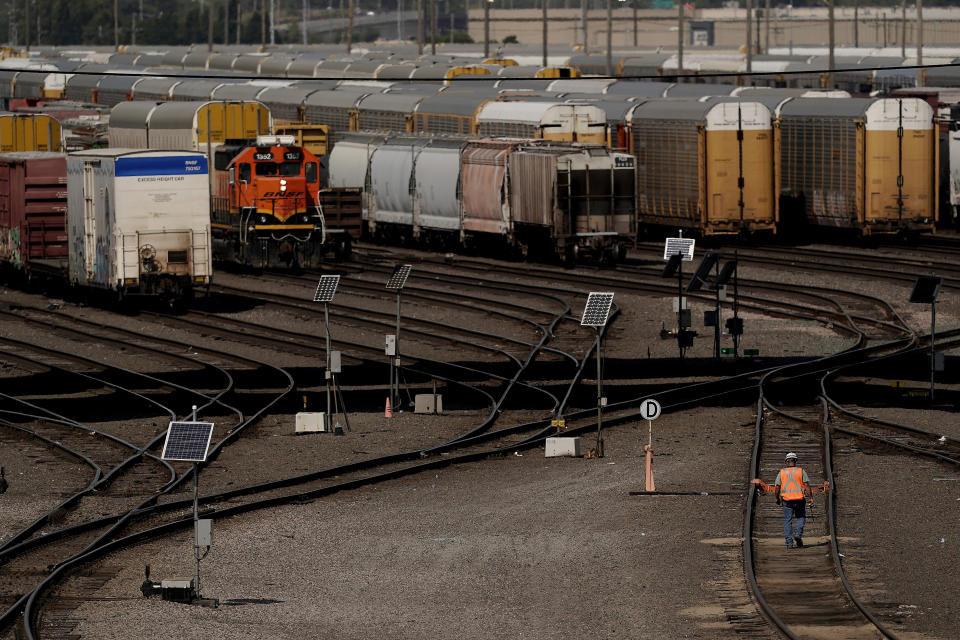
[161,422,215,462]
[686,251,720,293]
[909,276,942,304]
[385,264,412,290]
[314,275,341,302]
[662,237,695,261]
[716,260,738,286]
[581,292,615,327]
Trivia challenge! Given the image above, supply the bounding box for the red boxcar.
[0,152,68,280]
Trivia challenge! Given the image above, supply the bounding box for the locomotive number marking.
[254,152,274,161]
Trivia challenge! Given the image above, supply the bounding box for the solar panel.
[686,251,720,293]
[581,292,615,327]
[716,260,738,286]
[910,276,942,304]
[662,253,682,278]
[385,264,412,290]
[313,275,341,302]
[663,237,695,261]
[161,421,215,462]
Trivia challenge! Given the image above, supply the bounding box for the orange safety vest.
[778,467,806,501]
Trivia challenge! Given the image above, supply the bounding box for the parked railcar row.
[0,150,212,307]
[0,46,946,244]
[328,134,635,262]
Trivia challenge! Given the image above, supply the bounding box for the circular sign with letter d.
[640,399,661,421]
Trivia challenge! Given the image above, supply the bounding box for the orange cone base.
[385,397,393,418]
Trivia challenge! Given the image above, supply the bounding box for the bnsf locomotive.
[212,135,337,268]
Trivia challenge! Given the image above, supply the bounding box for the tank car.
[777,97,936,235]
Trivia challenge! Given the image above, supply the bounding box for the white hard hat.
[785,452,798,461]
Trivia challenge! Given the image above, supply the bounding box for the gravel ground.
[3,241,960,639]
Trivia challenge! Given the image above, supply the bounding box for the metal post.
[483,0,490,57]
[733,249,740,360]
[303,0,308,44]
[632,0,637,47]
[714,260,720,361]
[325,302,332,429]
[193,462,201,597]
[854,0,858,47]
[261,0,267,47]
[594,328,603,456]
[395,291,402,409]
[677,254,684,360]
[398,0,403,41]
[930,298,936,401]
[111,0,116,52]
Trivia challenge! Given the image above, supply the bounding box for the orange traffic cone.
[385,397,393,418]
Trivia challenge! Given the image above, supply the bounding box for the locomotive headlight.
[280,179,287,192]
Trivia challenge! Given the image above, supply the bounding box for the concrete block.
[295,412,327,433]
[545,437,582,458]
[414,394,443,414]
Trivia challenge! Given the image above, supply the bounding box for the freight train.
[329,134,635,262]
[0,149,212,308]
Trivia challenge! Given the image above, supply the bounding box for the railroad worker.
[750,452,829,549]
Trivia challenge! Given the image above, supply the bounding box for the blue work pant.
[782,499,806,546]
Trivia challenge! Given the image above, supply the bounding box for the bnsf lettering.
[261,192,304,198]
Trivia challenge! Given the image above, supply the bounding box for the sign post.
[639,399,661,492]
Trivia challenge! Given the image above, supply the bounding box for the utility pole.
[417,0,423,54]
[827,0,834,89]
[431,0,437,55]
[261,0,267,47]
[745,0,751,73]
[483,0,490,57]
[542,0,547,67]
[581,0,587,52]
[225,0,230,46]
[605,0,612,75]
[900,0,906,58]
[632,0,637,47]
[208,0,214,51]
[303,0,308,44]
[112,0,117,51]
[347,0,354,52]
[677,0,683,76]
[26,0,32,51]
[237,0,242,44]
[269,0,275,45]
[764,0,769,54]
[917,0,923,66]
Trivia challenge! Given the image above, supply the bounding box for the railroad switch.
[141,565,219,608]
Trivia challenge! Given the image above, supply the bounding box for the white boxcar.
[66,149,212,305]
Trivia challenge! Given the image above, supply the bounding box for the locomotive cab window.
[238,163,251,183]
[305,161,318,183]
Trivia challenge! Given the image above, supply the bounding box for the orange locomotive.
[212,134,334,269]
